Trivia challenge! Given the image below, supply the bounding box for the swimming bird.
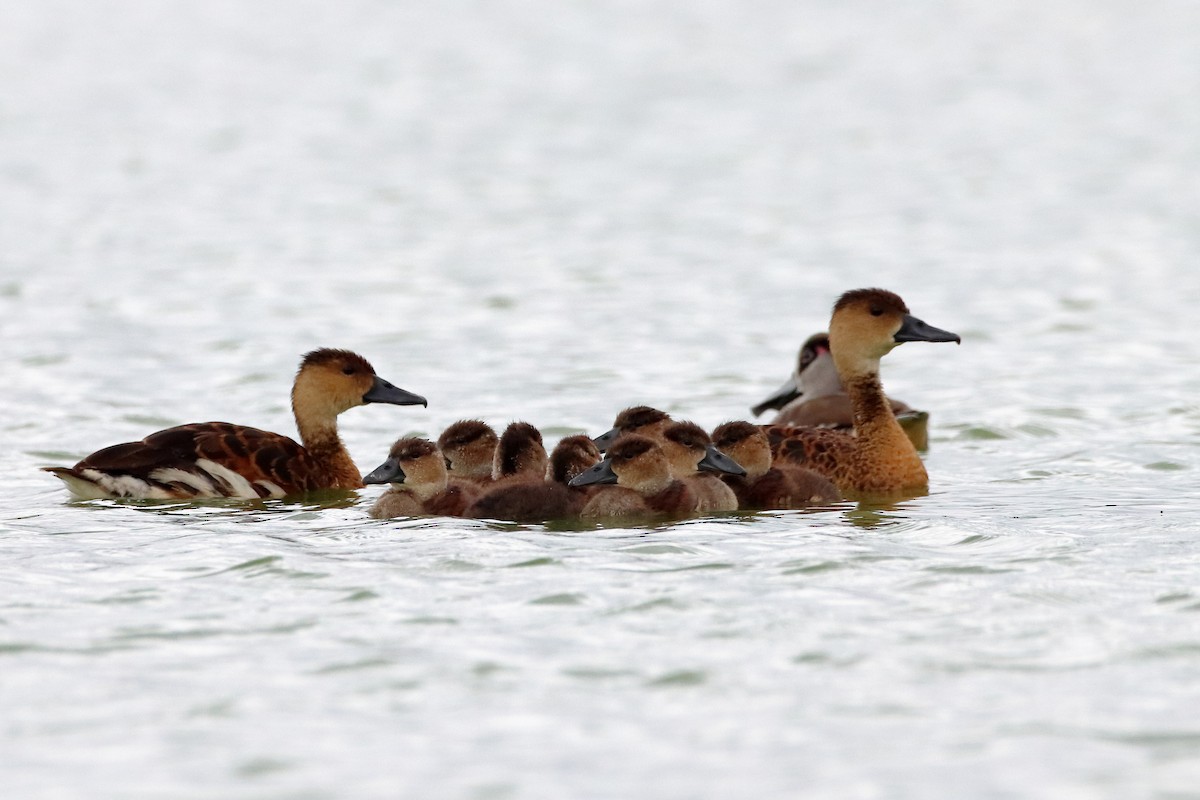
[44,349,427,500]
[752,332,930,450]
[363,437,478,518]
[437,420,499,484]
[570,435,698,518]
[711,420,840,509]
[659,421,745,512]
[768,289,958,495]
[492,421,548,482]
[460,432,596,523]
[592,406,673,452]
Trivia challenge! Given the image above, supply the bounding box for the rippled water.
[4,1,1200,797]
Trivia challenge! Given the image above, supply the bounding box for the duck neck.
[295,412,361,489]
[844,371,916,454]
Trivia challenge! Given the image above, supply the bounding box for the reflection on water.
[4,0,1200,797]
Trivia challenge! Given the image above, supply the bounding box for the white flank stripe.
[195,459,261,499]
[81,469,175,500]
[255,480,287,498]
[150,468,218,497]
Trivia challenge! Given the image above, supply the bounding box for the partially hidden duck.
[659,421,745,512]
[44,348,427,500]
[570,435,698,518]
[752,332,931,450]
[437,420,499,484]
[363,437,478,518]
[463,422,581,522]
[767,289,958,496]
[711,420,841,509]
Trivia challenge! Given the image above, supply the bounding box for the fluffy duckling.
[492,421,548,482]
[462,423,578,523]
[769,289,958,495]
[437,420,499,484]
[44,348,427,500]
[592,406,673,452]
[752,332,929,450]
[570,435,697,518]
[711,421,840,509]
[363,437,478,518]
[547,435,603,485]
[659,421,745,512]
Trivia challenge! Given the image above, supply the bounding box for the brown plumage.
[547,435,602,485]
[751,332,928,450]
[492,421,548,482]
[659,421,743,512]
[363,437,477,518]
[44,349,427,500]
[592,406,673,451]
[437,420,499,483]
[571,435,698,518]
[768,289,959,496]
[711,421,840,509]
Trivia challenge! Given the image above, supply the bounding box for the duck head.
[292,349,427,422]
[569,434,674,496]
[711,420,772,480]
[593,406,672,452]
[493,421,548,480]
[828,289,959,378]
[362,437,448,499]
[437,420,498,479]
[661,421,746,478]
[751,333,841,416]
[548,434,602,484]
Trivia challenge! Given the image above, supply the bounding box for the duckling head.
[593,406,673,451]
[548,434,602,484]
[292,349,427,424]
[437,420,498,479]
[569,435,673,495]
[661,421,746,478]
[493,421,548,480]
[711,421,772,480]
[362,437,448,499]
[828,289,960,378]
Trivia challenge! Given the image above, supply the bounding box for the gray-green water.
[4,1,1200,797]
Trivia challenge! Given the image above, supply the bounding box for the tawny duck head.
[568,435,673,496]
[593,406,673,451]
[493,421,548,480]
[362,437,448,499]
[711,421,773,480]
[661,421,746,478]
[548,434,602,485]
[291,349,427,422]
[827,289,959,378]
[437,420,498,479]
[751,333,842,416]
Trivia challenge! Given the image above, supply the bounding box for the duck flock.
[44,288,960,521]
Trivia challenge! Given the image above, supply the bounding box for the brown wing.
[74,422,318,496]
[766,424,856,483]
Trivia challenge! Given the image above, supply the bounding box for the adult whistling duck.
[769,289,958,496]
[751,332,930,450]
[363,437,478,518]
[570,435,698,518]
[711,420,840,509]
[659,421,745,512]
[44,349,426,500]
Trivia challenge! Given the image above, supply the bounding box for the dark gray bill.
[591,427,620,453]
[893,315,961,344]
[362,458,406,485]
[568,458,618,487]
[751,375,801,417]
[363,376,428,407]
[699,445,746,477]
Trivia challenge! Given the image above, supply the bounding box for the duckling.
[570,435,698,518]
[492,421,548,482]
[461,423,579,523]
[437,420,499,484]
[711,421,840,509]
[659,421,745,512]
[44,349,427,500]
[547,435,603,485]
[769,289,958,495]
[752,332,929,450]
[363,437,478,518]
[592,406,673,452]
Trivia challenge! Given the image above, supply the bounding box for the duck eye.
[342,366,356,375]
[870,307,884,317]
